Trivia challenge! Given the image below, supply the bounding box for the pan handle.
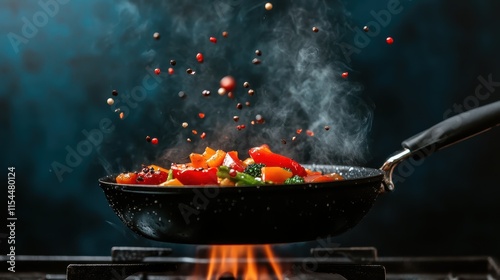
[380,100,500,191]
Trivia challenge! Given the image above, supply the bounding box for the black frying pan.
[99,101,500,244]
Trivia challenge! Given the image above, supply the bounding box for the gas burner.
[1,247,499,280]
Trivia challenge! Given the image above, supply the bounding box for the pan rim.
[98,164,384,194]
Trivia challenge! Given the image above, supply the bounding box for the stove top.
[1,247,499,280]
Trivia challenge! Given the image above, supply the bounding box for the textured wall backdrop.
[1,0,499,257]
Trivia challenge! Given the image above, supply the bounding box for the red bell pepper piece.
[248,144,307,177]
[170,164,218,185]
[304,173,344,183]
[222,151,246,172]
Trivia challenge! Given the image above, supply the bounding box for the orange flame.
[195,245,285,280]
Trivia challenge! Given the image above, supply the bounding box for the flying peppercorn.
[312,27,319,32]
[218,88,227,95]
[196,53,204,63]
[252,58,261,65]
[153,32,160,40]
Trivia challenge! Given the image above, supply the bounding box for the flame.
[195,245,285,280]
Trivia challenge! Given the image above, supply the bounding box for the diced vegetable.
[304,173,344,183]
[222,151,247,172]
[160,178,183,186]
[170,164,218,185]
[217,166,264,186]
[243,163,265,178]
[261,166,293,184]
[248,144,307,177]
[206,149,226,168]
[189,153,208,168]
[284,175,306,185]
[202,147,216,160]
[116,172,138,184]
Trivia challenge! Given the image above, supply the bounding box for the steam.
[105,0,374,169]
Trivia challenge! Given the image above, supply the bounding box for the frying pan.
[99,101,500,244]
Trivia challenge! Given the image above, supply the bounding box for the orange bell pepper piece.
[189,153,208,168]
[261,166,293,184]
[206,150,227,168]
[202,147,216,160]
[160,178,184,186]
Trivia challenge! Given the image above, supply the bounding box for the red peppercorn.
[209,37,217,43]
[386,37,394,44]
[341,72,348,79]
[168,68,174,75]
[154,68,161,75]
[229,169,237,177]
[200,132,206,139]
[196,53,204,63]
[151,138,159,144]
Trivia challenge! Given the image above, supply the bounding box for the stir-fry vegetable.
[115,145,344,186]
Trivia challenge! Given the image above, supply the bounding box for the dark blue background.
[1,0,499,258]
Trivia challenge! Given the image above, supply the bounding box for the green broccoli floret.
[284,175,305,185]
[243,163,265,178]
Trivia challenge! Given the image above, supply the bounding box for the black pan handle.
[380,100,500,191]
[401,100,500,155]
